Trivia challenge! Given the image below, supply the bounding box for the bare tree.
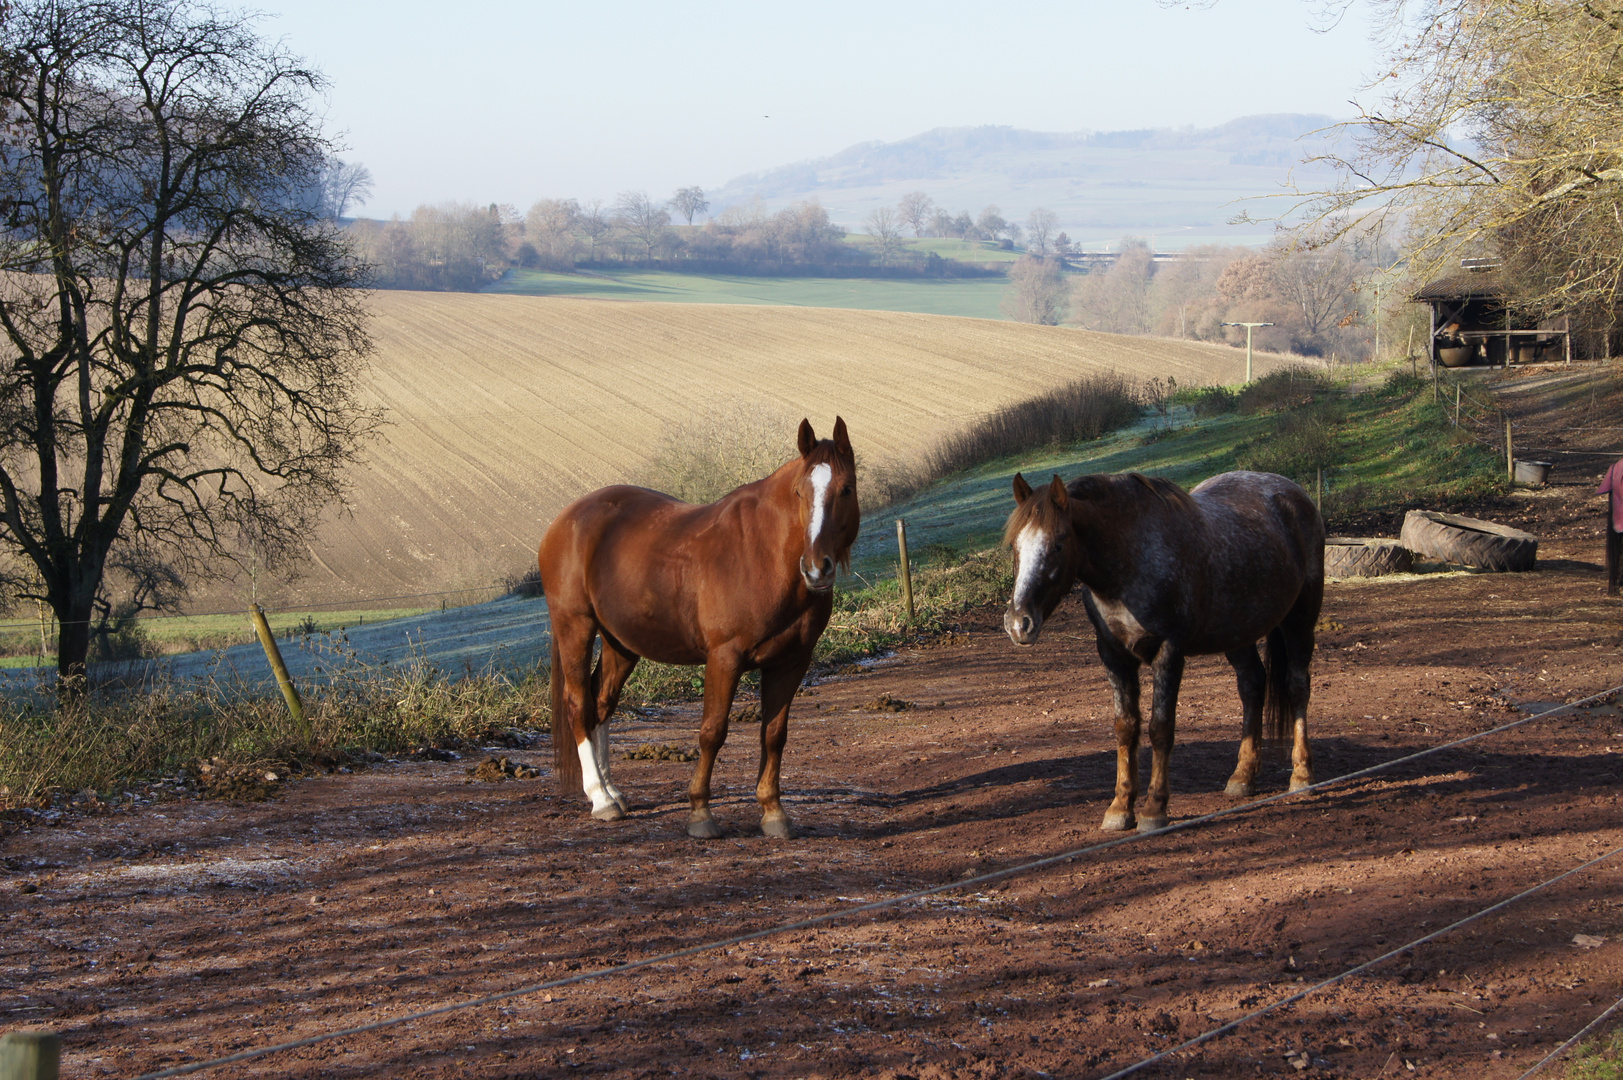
[897,191,935,237]
[929,208,955,238]
[0,0,377,681]
[1002,257,1070,325]
[669,186,710,226]
[615,190,671,262]
[865,206,906,264]
[976,205,1008,241]
[321,159,374,220]
[1300,0,1623,323]
[1071,241,1155,334]
[1026,208,1059,257]
[578,200,613,261]
[525,198,581,268]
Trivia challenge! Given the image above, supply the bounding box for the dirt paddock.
[4,484,1623,1079]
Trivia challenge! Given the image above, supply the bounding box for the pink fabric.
[1600,459,1623,532]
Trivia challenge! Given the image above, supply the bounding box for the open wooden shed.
[1413,266,1572,368]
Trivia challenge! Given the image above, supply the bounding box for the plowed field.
[235,293,1292,610]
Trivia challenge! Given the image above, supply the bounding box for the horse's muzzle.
[1004,607,1042,646]
[800,556,836,592]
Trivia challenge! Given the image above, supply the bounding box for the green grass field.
[848,369,1505,577]
[485,268,1014,320]
[842,235,1024,263]
[0,605,444,668]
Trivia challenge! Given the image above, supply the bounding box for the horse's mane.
[1002,483,1069,547]
[1005,472,1194,546]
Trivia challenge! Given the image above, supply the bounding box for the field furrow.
[217,292,1298,610]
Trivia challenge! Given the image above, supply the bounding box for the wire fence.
[122,681,1623,1080]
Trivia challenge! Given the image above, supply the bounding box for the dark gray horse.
[1002,470,1324,832]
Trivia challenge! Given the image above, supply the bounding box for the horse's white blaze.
[1012,523,1050,611]
[806,463,833,547]
[576,738,614,812]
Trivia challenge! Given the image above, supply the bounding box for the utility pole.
[1221,322,1275,383]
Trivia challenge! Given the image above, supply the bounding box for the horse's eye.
[841,484,853,496]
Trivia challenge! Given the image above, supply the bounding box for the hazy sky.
[261,0,1387,218]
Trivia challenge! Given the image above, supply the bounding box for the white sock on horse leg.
[576,737,614,812]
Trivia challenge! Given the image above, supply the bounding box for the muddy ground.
[4,480,1623,1080]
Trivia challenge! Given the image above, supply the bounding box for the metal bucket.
[1438,345,1475,368]
[1513,459,1552,485]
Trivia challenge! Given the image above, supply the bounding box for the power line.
[1097,844,1623,1079]
[123,682,1623,1080]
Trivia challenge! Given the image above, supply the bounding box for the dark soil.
[4,483,1623,1079]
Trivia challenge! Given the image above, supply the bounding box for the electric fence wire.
[123,682,1623,1080]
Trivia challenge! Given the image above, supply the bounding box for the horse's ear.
[832,415,851,457]
[1012,472,1033,505]
[1049,474,1069,510]
[797,418,816,458]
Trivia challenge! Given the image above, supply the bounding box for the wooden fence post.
[1506,415,1515,481]
[1316,468,1324,509]
[1455,383,1462,426]
[0,1030,60,1080]
[895,519,915,624]
[251,603,309,740]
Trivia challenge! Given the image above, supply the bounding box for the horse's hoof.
[1100,810,1135,831]
[1225,780,1254,798]
[591,803,626,822]
[686,815,723,839]
[1288,777,1314,793]
[612,793,631,813]
[1137,816,1170,834]
[760,813,794,840]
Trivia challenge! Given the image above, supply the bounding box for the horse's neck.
[725,465,802,568]
[1069,486,1172,598]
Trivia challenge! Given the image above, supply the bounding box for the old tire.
[1324,537,1413,578]
[1400,510,1539,572]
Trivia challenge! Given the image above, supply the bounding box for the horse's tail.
[1262,625,1297,748]
[549,633,581,795]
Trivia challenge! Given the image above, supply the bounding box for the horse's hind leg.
[1138,645,1185,833]
[686,652,744,839]
[554,618,620,820]
[755,656,812,840]
[1224,644,1266,798]
[1279,585,1320,792]
[1096,635,1144,832]
[590,632,640,815]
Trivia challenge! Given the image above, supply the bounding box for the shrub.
[1234,403,1344,483]
[504,566,544,599]
[1179,384,1239,417]
[638,402,801,504]
[1236,365,1329,414]
[871,373,1143,506]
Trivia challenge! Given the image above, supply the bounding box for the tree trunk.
[56,592,94,686]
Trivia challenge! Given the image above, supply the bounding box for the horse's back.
[1182,471,1323,647]
[1190,471,1324,570]
[540,485,689,603]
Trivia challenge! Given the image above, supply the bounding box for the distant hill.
[710,114,1345,249]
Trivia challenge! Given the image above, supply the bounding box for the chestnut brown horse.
[1003,470,1323,832]
[539,417,859,839]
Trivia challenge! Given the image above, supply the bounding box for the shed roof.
[1413,273,1507,301]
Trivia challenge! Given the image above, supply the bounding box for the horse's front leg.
[1096,635,1143,832]
[686,652,744,839]
[755,656,812,839]
[1138,645,1185,832]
